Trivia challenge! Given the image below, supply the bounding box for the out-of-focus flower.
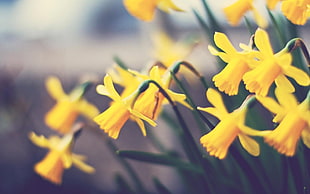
[281,0,310,25]
[224,0,267,28]
[131,65,191,120]
[257,88,310,156]
[123,0,183,21]
[152,31,197,68]
[208,32,258,96]
[198,88,268,159]
[45,76,99,134]
[93,74,156,139]
[243,28,310,96]
[29,130,95,184]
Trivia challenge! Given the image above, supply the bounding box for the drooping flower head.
[281,0,310,25]
[198,88,269,159]
[209,32,259,96]
[93,74,156,139]
[131,65,191,120]
[243,28,310,96]
[224,0,267,28]
[123,0,183,21]
[45,76,99,134]
[256,88,310,156]
[29,129,95,184]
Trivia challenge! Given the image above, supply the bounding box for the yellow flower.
[45,76,99,134]
[123,0,183,21]
[29,131,95,184]
[256,88,310,156]
[131,65,191,120]
[152,31,197,68]
[281,0,310,25]
[266,0,281,9]
[243,28,310,96]
[198,88,268,159]
[93,74,156,139]
[224,0,267,28]
[208,32,259,96]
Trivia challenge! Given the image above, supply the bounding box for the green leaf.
[117,150,203,174]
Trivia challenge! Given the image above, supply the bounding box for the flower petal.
[254,28,274,57]
[301,127,310,149]
[238,133,260,156]
[29,132,50,148]
[45,76,67,100]
[214,32,236,54]
[206,88,228,114]
[274,75,295,93]
[275,87,298,110]
[283,66,310,86]
[256,95,282,115]
[75,99,100,119]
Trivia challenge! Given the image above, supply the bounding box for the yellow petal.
[45,76,67,100]
[206,88,228,114]
[197,107,224,120]
[132,117,147,136]
[130,109,157,127]
[123,0,156,21]
[166,90,192,110]
[72,154,95,174]
[29,132,50,148]
[101,74,122,102]
[254,28,274,57]
[75,99,100,119]
[240,125,272,136]
[275,87,298,110]
[274,75,295,93]
[214,32,236,54]
[157,0,183,12]
[238,133,259,156]
[256,95,282,115]
[283,66,310,86]
[252,7,268,28]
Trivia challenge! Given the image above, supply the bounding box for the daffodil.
[198,88,269,159]
[281,0,310,25]
[29,131,95,184]
[45,76,99,134]
[243,28,310,96]
[266,0,281,9]
[224,0,267,28]
[93,74,156,139]
[152,31,196,68]
[256,88,310,156]
[131,65,191,120]
[123,0,183,21]
[208,32,259,96]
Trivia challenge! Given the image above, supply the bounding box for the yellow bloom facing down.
[281,0,310,25]
[243,28,310,96]
[131,65,191,120]
[29,131,95,184]
[256,88,310,156]
[93,74,156,139]
[209,32,259,96]
[198,88,269,159]
[45,76,99,134]
[123,0,183,21]
[224,0,267,28]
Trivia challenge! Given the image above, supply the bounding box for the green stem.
[146,80,213,193]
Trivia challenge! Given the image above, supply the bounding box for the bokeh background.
[0,0,309,193]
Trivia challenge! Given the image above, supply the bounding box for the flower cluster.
[29,0,310,191]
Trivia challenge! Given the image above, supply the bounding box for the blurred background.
[0,0,309,193]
